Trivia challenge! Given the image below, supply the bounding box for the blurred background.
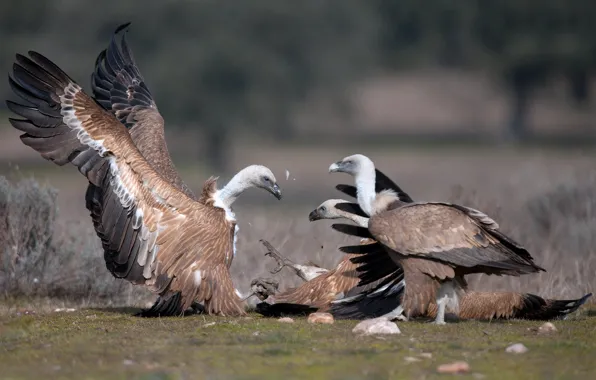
[0,0,595,309]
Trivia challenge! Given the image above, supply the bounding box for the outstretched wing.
[368,202,544,275]
[90,23,195,200]
[7,51,243,315]
[92,22,160,130]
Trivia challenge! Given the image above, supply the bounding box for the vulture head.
[329,154,377,216]
[219,164,282,206]
[308,199,369,227]
[328,154,375,177]
[247,165,282,200]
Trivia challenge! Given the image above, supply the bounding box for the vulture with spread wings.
[6,49,282,317]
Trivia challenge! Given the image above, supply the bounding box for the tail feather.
[330,275,405,320]
[515,293,592,320]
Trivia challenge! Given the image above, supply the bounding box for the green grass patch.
[1,308,595,379]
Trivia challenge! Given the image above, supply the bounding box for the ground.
[1,306,595,379]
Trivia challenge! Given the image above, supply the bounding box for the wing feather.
[369,202,544,275]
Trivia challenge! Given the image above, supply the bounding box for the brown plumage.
[6,51,281,317]
[329,154,546,324]
[254,199,404,317]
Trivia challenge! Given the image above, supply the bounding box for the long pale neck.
[345,213,369,228]
[355,166,376,216]
[216,169,252,209]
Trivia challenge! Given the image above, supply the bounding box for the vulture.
[6,51,282,317]
[329,154,549,324]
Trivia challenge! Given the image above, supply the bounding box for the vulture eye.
[262,176,271,183]
[320,206,327,213]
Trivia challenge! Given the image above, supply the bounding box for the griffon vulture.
[6,51,282,317]
[329,182,593,321]
[329,154,547,324]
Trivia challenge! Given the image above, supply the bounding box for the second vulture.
[329,154,549,324]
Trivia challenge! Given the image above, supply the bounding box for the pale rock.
[352,317,401,335]
[278,317,295,323]
[437,361,470,374]
[538,322,557,334]
[404,356,421,363]
[308,312,335,324]
[505,343,528,354]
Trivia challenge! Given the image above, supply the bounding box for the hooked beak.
[308,209,322,222]
[270,183,282,200]
[328,161,343,173]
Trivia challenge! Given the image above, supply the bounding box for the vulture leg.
[433,281,460,325]
[260,239,327,282]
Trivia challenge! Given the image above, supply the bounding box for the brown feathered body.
[363,199,545,321]
[273,238,377,309]
[7,52,246,316]
[274,256,359,310]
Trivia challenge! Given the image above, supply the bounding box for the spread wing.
[92,22,161,131]
[90,23,195,200]
[7,51,243,315]
[368,202,545,275]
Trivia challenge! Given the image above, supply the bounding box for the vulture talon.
[260,239,294,274]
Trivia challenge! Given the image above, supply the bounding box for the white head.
[217,165,282,208]
[328,154,376,216]
[328,154,375,178]
[308,199,369,227]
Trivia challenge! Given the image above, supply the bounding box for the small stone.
[201,322,216,328]
[86,314,97,320]
[278,317,294,323]
[352,317,401,335]
[419,352,432,359]
[252,331,260,336]
[307,312,334,324]
[437,361,470,374]
[538,322,557,334]
[505,343,528,354]
[404,356,421,363]
[122,359,134,366]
